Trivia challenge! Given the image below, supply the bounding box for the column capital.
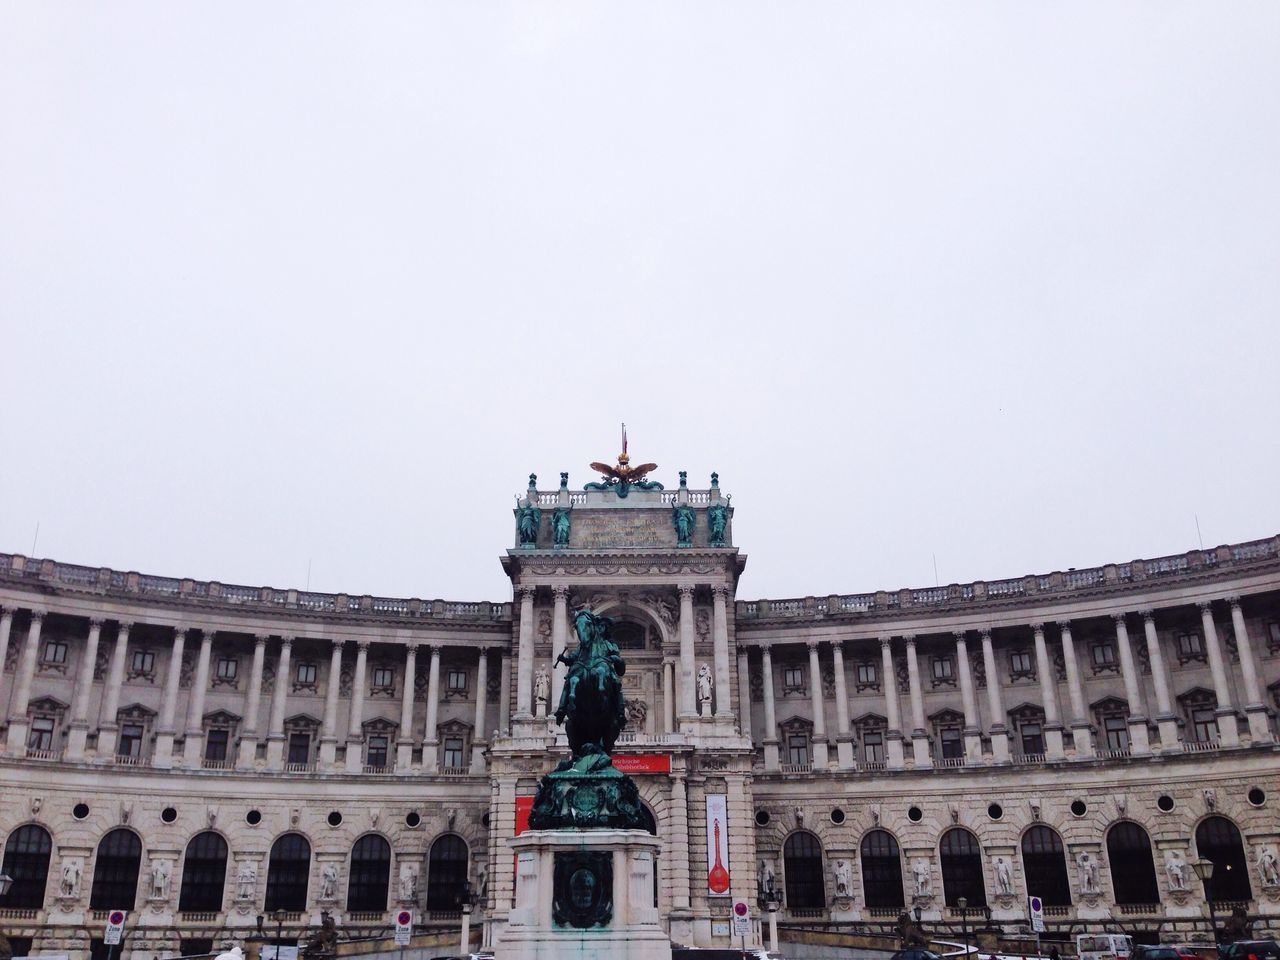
[328,637,344,652]
[356,640,371,652]
[1197,601,1214,614]
[879,636,892,650]
[902,634,917,647]
[1111,613,1127,625]
[677,584,695,600]
[980,629,993,642]
[429,644,443,657]
[552,586,570,601]
[760,644,774,660]
[29,608,47,622]
[1138,609,1154,623]
[173,626,188,640]
[1056,620,1072,631]
[0,608,12,621]
[806,640,821,652]
[88,617,105,629]
[952,631,967,643]
[711,585,730,601]
[201,628,217,642]
[279,635,294,650]
[517,586,536,601]
[1030,622,1045,633]
[254,633,269,647]
[404,642,420,656]
[1225,595,1242,609]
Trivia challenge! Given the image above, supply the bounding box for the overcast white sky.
[2,3,1279,603]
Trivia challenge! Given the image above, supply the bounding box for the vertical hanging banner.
[705,793,731,896]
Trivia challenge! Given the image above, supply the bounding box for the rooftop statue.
[584,426,663,498]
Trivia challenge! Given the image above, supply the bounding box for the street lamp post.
[459,881,474,957]
[957,896,970,957]
[1192,858,1217,946]
[273,908,288,957]
[762,876,782,954]
[0,873,14,960]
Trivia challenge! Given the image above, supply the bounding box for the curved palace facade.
[1,468,1279,959]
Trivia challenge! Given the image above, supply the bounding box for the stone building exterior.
[1,463,1279,958]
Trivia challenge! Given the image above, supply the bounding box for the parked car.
[890,950,944,960]
[1170,945,1203,960]
[1219,941,1280,960]
[1077,934,1135,960]
[1129,947,1182,960]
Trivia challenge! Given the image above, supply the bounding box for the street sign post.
[395,909,413,946]
[731,899,751,938]
[104,911,126,945]
[1029,895,1045,932]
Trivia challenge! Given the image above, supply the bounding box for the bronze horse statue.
[554,607,626,757]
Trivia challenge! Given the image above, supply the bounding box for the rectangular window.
[204,729,229,761]
[1269,621,1280,650]
[446,669,468,693]
[1091,643,1117,668]
[787,734,810,766]
[939,727,963,759]
[41,640,68,664]
[782,665,805,690]
[287,732,311,764]
[1104,716,1129,752]
[1020,722,1044,756]
[215,657,238,681]
[294,662,317,686]
[443,737,465,769]
[1191,707,1219,743]
[131,650,155,674]
[1176,632,1204,657]
[371,666,394,689]
[119,723,144,758]
[1009,650,1034,675]
[27,717,55,751]
[863,731,884,764]
[366,735,389,768]
[856,663,878,686]
[932,657,954,681]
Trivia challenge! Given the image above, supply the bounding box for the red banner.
[611,753,671,774]
[515,795,534,835]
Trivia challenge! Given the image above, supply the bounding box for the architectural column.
[98,622,131,759]
[881,637,906,769]
[954,633,983,762]
[498,651,511,734]
[662,658,676,734]
[677,585,697,719]
[1139,612,1179,749]
[66,618,103,759]
[181,629,215,766]
[5,610,45,755]
[1112,615,1151,755]
[396,643,418,771]
[0,610,12,707]
[515,587,535,720]
[1199,602,1240,747]
[265,636,293,769]
[423,645,442,769]
[736,651,752,741]
[668,772,692,912]
[806,641,829,768]
[1058,622,1093,756]
[1228,597,1272,742]
[981,630,1010,763]
[760,645,779,771]
[711,586,733,718]
[236,634,267,768]
[550,587,568,713]
[317,640,344,767]
[831,641,854,768]
[1032,623,1065,759]
[904,636,931,768]
[471,648,490,772]
[344,641,370,772]
[152,627,187,768]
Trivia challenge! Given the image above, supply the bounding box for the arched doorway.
[426,834,468,912]
[348,834,392,912]
[178,832,228,912]
[1106,822,1160,904]
[265,833,311,912]
[1195,816,1252,902]
[783,831,825,910]
[940,827,986,907]
[1,825,52,909]
[1021,826,1070,905]
[90,829,143,910]
[860,829,904,909]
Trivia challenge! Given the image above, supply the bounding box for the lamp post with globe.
[1191,858,1217,946]
[0,874,13,960]
[956,896,970,958]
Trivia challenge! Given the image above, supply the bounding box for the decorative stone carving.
[398,863,418,903]
[696,610,711,643]
[1258,847,1280,888]
[1203,788,1216,811]
[833,859,853,899]
[1077,851,1100,897]
[912,858,932,897]
[994,857,1014,897]
[149,859,171,901]
[319,862,339,901]
[1165,850,1189,900]
[236,860,258,900]
[1029,797,1042,820]
[534,669,550,715]
[59,857,82,898]
[624,698,647,728]
[538,611,553,638]
[697,663,714,712]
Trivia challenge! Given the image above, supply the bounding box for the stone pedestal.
[498,829,670,960]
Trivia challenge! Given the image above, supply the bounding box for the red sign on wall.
[515,795,534,835]
[611,754,671,774]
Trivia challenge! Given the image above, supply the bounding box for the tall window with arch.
[860,829,904,910]
[1195,816,1252,903]
[1020,826,1070,906]
[426,835,468,912]
[90,829,143,910]
[178,832,228,913]
[783,830,825,911]
[265,833,311,912]
[1106,822,1160,904]
[347,834,392,912]
[1,825,53,909]
[939,828,986,907]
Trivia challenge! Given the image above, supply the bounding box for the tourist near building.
[1,452,1279,959]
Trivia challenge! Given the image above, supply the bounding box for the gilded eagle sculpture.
[584,425,663,497]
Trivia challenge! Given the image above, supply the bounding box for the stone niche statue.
[59,858,82,898]
[319,863,339,901]
[398,864,418,902]
[697,663,714,713]
[757,859,777,902]
[1259,847,1280,888]
[833,859,853,899]
[534,669,551,716]
[149,859,171,900]
[671,503,695,546]
[1165,850,1188,891]
[235,860,257,899]
[706,502,729,547]
[1076,851,1099,895]
[912,859,931,897]
[993,856,1013,897]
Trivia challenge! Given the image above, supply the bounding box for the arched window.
[1021,826,1070,906]
[90,829,143,910]
[1195,816,1252,903]
[860,830,904,909]
[347,834,392,912]
[1106,822,1160,904]
[1,825,53,909]
[783,831,825,910]
[940,828,986,907]
[178,832,228,912]
[426,835,468,912]
[265,834,311,912]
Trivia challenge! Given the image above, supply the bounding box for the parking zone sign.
[395,909,413,945]
[1028,895,1045,933]
[731,900,751,937]
[104,910,126,945]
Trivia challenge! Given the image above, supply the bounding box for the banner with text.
[611,754,671,774]
[705,793,731,896]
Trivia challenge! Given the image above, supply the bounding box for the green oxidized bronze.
[552,507,571,546]
[552,851,613,929]
[584,449,664,499]
[528,606,644,831]
[707,502,728,547]
[672,502,695,546]
[516,475,542,546]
